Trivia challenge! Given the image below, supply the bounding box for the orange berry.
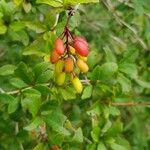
[55,38,65,55]
[65,57,74,73]
[50,50,60,64]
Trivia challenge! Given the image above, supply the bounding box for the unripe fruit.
[72,76,83,93]
[73,40,89,57]
[70,46,76,54]
[55,59,64,74]
[77,54,87,62]
[55,38,65,55]
[56,72,66,86]
[65,57,74,73]
[50,50,60,64]
[77,59,89,73]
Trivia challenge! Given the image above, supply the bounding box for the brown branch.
[102,0,148,50]
[110,101,150,107]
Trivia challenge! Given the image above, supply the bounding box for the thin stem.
[102,0,148,50]
[110,101,150,107]
[51,14,59,31]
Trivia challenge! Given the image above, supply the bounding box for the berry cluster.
[50,26,89,93]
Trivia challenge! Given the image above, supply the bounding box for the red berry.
[55,38,65,55]
[73,40,89,57]
[74,36,88,47]
[50,50,60,64]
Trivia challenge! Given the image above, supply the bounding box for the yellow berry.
[72,76,83,93]
[55,59,64,74]
[77,54,87,62]
[76,59,89,73]
[56,72,66,86]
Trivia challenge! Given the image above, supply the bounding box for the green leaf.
[10,78,28,89]
[33,143,44,150]
[35,85,51,96]
[91,62,118,80]
[87,51,101,69]
[60,87,76,100]
[117,73,131,93]
[101,119,112,133]
[9,30,29,46]
[0,64,16,76]
[91,126,101,142]
[22,89,41,117]
[81,85,93,100]
[72,128,83,143]
[122,46,139,63]
[23,88,41,98]
[36,70,53,83]
[24,117,43,131]
[64,0,99,5]
[107,120,123,137]
[8,97,20,114]
[135,79,150,88]
[44,111,70,136]
[119,62,138,79]
[0,93,15,104]
[109,106,120,116]
[23,37,48,56]
[25,21,46,33]
[104,46,116,62]
[33,62,52,77]
[23,2,32,13]
[15,62,34,84]
[111,143,128,150]
[0,23,7,34]
[13,0,23,6]
[115,137,131,150]
[36,0,63,7]
[97,142,107,150]
[9,21,25,32]
[87,101,101,116]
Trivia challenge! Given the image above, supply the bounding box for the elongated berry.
[72,76,83,93]
[77,59,89,73]
[65,57,74,73]
[74,36,88,47]
[77,54,87,62]
[69,46,76,55]
[73,40,89,57]
[50,50,60,64]
[55,59,64,74]
[56,72,66,86]
[55,38,65,55]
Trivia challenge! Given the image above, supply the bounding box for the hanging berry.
[49,9,90,93]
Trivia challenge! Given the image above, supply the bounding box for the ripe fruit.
[55,38,65,55]
[65,57,74,73]
[50,50,60,64]
[73,39,89,57]
[77,59,89,73]
[74,36,88,47]
[55,59,64,74]
[72,76,83,93]
[50,26,90,93]
[56,72,66,86]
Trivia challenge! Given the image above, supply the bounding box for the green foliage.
[0,0,150,150]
